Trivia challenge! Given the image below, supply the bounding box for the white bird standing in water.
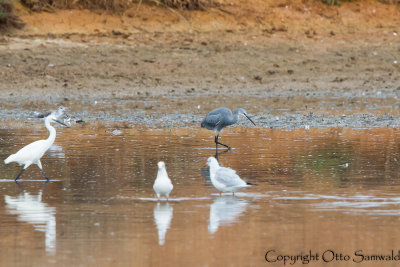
[153,161,173,201]
[4,106,67,181]
[206,157,255,195]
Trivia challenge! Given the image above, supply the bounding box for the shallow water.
[1,126,400,266]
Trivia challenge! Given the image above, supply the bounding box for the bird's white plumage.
[153,161,173,200]
[206,157,252,193]
[5,139,51,169]
[4,106,66,180]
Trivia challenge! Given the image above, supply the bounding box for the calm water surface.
[1,126,400,266]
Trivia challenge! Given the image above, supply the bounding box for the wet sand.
[0,30,399,129]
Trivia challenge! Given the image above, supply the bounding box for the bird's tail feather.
[246,182,257,186]
[4,154,15,164]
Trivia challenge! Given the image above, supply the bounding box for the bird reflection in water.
[47,144,65,160]
[153,202,173,246]
[4,182,56,255]
[208,196,249,234]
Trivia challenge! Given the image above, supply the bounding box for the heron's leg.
[215,134,231,150]
[15,168,25,181]
[216,140,231,149]
[37,160,50,181]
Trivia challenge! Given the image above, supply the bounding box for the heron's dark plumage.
[201,107,256,149]
[201,107,235,131]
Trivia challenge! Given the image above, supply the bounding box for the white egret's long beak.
[53,119,68,127]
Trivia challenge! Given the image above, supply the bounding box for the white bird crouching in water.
[206,157,255,195]
[153,161,174,201]
[4,106,67,181]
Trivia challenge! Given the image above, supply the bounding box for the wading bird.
[153,161,174,201]
[206,157,255,195]
[201,107,256,150]
[4,106,67,181]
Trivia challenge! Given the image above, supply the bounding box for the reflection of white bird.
[47,144,65,160]
[153,203,173,246]
[153,161,173,201]
[5,191,56,255]
[208,196,249,234]
[4,106,67,181]
[206,157,255,195]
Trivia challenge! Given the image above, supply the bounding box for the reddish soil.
[0,0,399,118]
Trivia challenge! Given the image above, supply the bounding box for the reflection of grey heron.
[153,161,174,201]
[153,203,173,246]
[5,183,56,255]
[4,106,67,181]
[206,157,255,195]
[201,107,256,150]
[208,196,248,234]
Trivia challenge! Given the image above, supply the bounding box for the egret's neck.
[44,117,57,147]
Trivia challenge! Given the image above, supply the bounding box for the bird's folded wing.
[215,167,242,187]
[204,114,222,127]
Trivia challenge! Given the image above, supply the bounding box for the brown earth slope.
[0,0,399,122]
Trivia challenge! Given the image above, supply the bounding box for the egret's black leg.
[215,135,231,150]
[15,168,25,181]
[40,169,50,181]
[37,160,50,181]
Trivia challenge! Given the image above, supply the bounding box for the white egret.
[4,106,67,181]
[153,161,173,201]
[206,157,255,195]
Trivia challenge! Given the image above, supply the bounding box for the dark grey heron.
[201,107,256,150]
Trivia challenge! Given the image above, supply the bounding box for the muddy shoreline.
[2,91,400,129]
[1,30,399,129]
